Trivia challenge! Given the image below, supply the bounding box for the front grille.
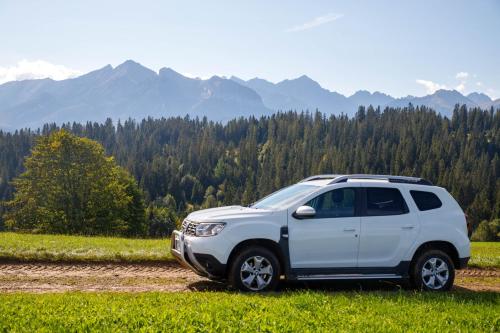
[181,219,189,231]
[186,223,197,236]
[181,219,198,236]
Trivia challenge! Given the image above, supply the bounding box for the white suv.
[171,174,470,292]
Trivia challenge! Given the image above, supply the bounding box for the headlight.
[195,222,225,237]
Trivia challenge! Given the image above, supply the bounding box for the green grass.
[0,291,498,332]
[0,232,498,268]
[469,242,500,268]
[0,232,172,262]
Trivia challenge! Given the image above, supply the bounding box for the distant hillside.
[0,60,498,129]
[0,108,498,227]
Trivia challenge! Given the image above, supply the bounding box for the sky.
[0,0,499,98]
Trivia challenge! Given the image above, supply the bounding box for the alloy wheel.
[421,257,449,290]
[240,256,274,291]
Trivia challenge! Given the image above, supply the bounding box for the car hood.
[187,205,274,222]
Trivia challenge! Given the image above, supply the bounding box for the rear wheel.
[411,250,454,291]
[229,246,280,292]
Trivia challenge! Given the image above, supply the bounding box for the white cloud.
[455,82,466,93]
[416,79,447,94]
[476,81,483,87]
[0,60,81,84]
[181,72,211,80]
[286,13,343,32]
[453,72,469,93]
[487,88,498,100]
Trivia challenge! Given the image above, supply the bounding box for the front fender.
[221,220,283,261]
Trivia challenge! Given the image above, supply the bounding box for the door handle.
[343,228,356,232]
[402,225,415,230]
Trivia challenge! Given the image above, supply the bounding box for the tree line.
[0,104,499,237]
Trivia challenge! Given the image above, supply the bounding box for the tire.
[229,246,280,292]
[411,250,455,291]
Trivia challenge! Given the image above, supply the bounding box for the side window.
[306,188,356,218]
[410,190,442,211]
[365,188,408,216]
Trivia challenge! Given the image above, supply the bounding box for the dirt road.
[0,262,498,293]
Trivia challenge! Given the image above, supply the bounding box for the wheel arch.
[410,241,460,270]
[226,238,285,277]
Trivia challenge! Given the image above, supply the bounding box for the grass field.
[468,242,500,268]
[0,232,172,262]
[0,291,498,332]
[0,232,498,268]
[0,233,498,332]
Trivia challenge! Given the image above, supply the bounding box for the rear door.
[358,185,419,267]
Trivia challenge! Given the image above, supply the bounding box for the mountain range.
[0,60,499,130]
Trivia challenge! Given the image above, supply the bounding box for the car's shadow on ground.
[187,279,409,292]
[280,279,408,292]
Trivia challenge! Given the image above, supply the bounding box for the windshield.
[251,184,318,210]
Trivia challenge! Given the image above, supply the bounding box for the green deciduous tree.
[4,130,146,236]
[471,219,500,242]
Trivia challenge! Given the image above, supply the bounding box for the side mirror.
[294,205,316,219]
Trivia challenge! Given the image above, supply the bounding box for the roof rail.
[327,174,433,186]
[299,174,340,183]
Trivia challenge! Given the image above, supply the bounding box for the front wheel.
[411,250,455,291]
[229,246,280,292]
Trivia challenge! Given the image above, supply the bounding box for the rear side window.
[410,190,442,211]
[365,188,408,216]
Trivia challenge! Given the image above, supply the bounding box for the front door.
[288,187,360,268]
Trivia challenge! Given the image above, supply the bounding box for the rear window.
[365,188,408,216]
[410,190,442,211]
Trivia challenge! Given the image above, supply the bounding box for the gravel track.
[0,263,497,293]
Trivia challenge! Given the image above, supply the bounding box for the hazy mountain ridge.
[0,60,270,129]
[0,60,497,129]
[232,77,498,117]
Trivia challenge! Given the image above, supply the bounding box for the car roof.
[299,174,434,186]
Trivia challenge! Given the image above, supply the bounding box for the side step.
[296,274,402,281]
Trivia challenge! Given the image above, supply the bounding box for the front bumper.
[170,230,226,279]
